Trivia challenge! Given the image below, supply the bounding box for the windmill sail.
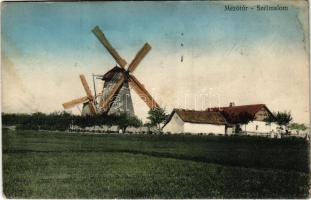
[63,26,159,116]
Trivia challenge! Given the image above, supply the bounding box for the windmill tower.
[62,26,160,116]
[94,66,134,116]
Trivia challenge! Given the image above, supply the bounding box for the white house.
[162,109,233,135]
[207,103,278,135]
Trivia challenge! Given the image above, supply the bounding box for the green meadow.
[3,129,309,198]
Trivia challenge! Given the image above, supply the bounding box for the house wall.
[226,127,233,135]
[245,121,278,134]
[254,107,270,121]
[162,112,184,133]
[184,123,226,135]
[163,112,228,135]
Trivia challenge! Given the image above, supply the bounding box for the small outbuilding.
[162,109,233,135]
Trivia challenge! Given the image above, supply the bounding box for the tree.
[275,111,293,127]
[147,107,167,132]
[288,123,307,131]
[117,113,142,133]
[2,111,144,132]
[264,113,276,125]
[238,112,255,132]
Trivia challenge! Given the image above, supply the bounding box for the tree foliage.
[2,111,142,131]
[221,111,254,125]
[264,113,276,124]
[117,113,142,133]
[147,107,167,131]
[2,111,73,131]
[288,123,307,131]
[275,111,293,126]
[238,112,255,125]
[221,111,255,133]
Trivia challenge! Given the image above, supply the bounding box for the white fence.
[68,125,158,134]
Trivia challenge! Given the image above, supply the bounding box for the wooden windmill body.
[63,26,159,116]
[95,66,134,116]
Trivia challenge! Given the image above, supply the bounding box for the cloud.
[2,54,38,113]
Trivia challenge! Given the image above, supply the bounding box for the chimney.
[229,102,235,107]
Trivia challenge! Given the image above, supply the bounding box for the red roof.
[206,104,274,123]
[166,109,231,126]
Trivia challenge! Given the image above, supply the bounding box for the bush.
[2,111,143,132]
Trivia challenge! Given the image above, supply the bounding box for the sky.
[1,1,309,124]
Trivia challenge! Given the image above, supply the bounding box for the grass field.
[3,129,310,198]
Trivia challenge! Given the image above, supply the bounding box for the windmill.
[62,26,160,116]
[62,74,101,115]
